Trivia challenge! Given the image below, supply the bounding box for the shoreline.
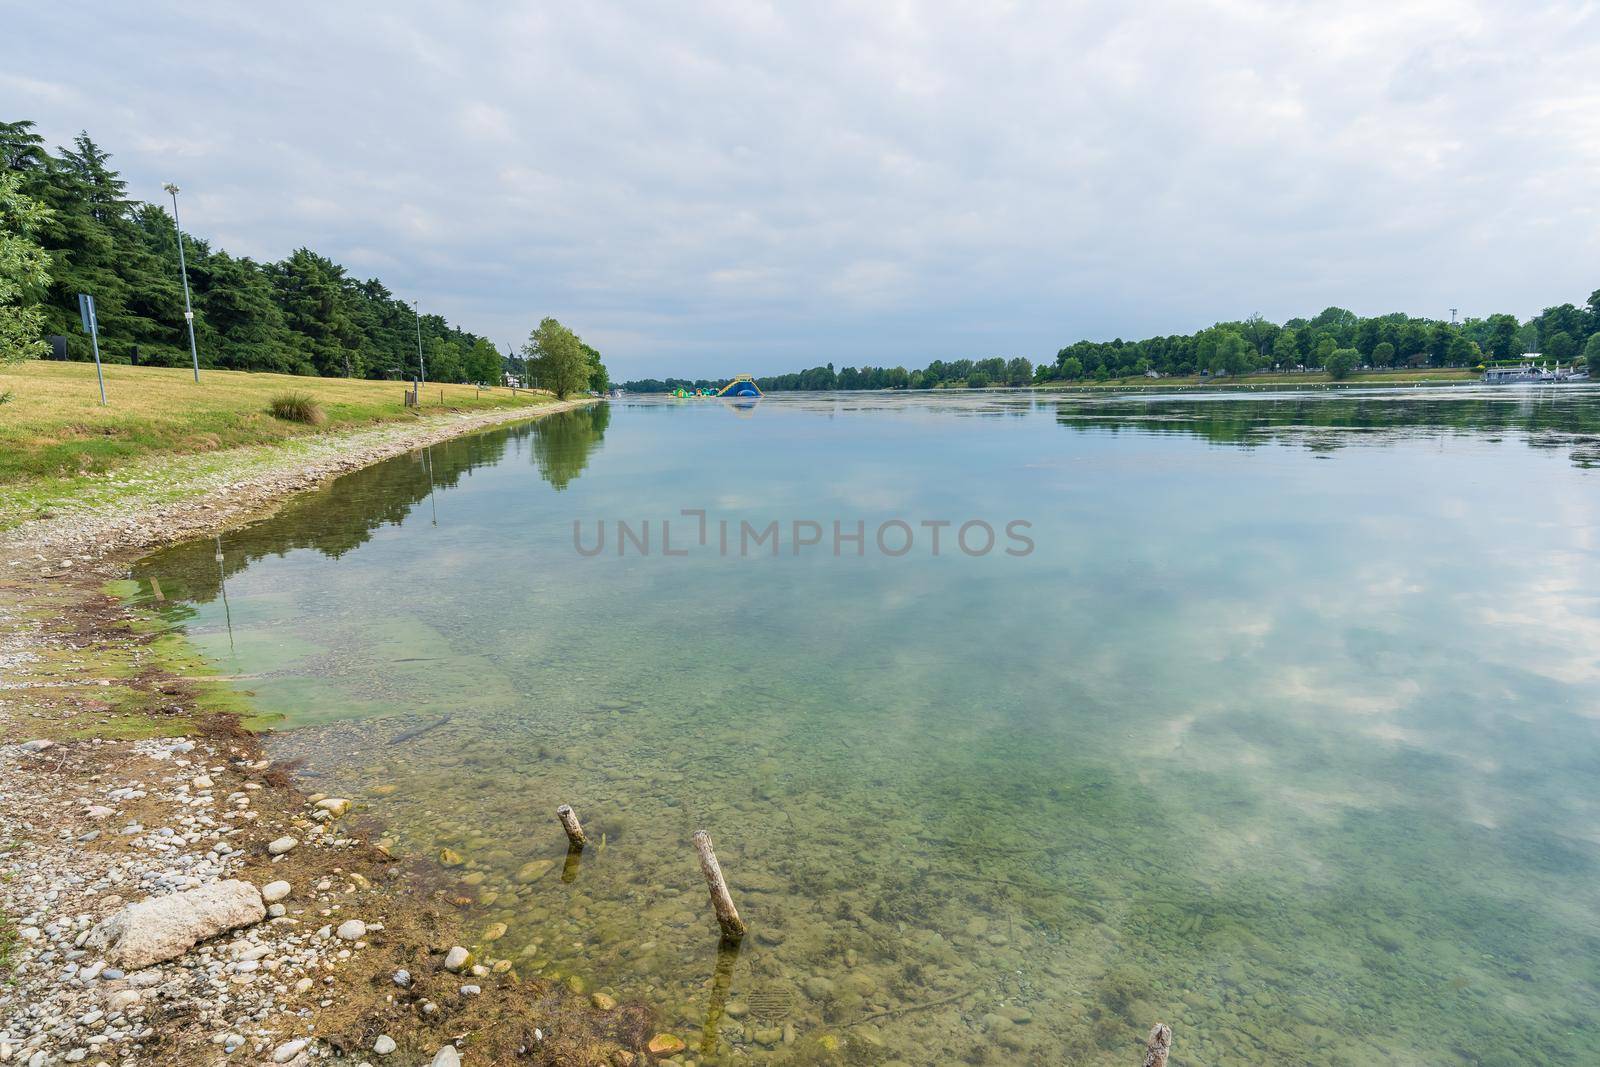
[1,398,652,1066]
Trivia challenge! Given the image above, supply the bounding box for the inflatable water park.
[670,374,763,398]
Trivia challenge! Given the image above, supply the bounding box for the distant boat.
[1482,361,1589,384]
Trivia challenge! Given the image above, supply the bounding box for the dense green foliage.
[1,119,606,386]
[628,293,1600,393]
[522,317,606,399]
[0,171,53,362]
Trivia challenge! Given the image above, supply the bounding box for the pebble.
[337,919,367,941]
[392,969,413,988]
[443,946,469,972]
[266,836,298,855]
[273,1038,310,1062]
[261,879,292,902]
[373,1034,397,1056]
[432,1046,461,1067]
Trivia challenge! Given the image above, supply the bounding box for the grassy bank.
[0,361,556,484]
[1034,367,1478,391]
[0,361,566,530]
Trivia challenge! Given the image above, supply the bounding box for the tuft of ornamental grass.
[266,392,326,425]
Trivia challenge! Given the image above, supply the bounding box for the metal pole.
[164,184,201,382]
[88,304,106,406]
[413,299,426,387]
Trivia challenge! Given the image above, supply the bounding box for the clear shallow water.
[139,389,1600,1065]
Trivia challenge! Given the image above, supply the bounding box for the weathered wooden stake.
[1141,1023,1172,1067]
[556,804,587,848]
[692,829,746,940]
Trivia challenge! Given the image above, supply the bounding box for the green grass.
[0,360,556,485]
[267,391,326,425]
[0,361,564,529]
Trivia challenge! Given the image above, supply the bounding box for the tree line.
[0,118,607,395]
[625,294,1600,392]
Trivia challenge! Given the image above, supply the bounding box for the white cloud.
[9,0,1600,379]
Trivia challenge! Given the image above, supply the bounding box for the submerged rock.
[646,1034,685,1057]
[86,880,265,969]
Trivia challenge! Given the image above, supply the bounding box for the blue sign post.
[77,293,107,406]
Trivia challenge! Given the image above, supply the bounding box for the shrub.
[267,392,325,425]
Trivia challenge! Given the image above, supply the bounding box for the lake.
[137,387,1600,1065]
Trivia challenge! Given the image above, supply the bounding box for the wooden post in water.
[556,804,587,848]
[692,830,746,940]
[1141,1023,1172,1067]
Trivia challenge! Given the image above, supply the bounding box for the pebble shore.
[0,399,653,1066]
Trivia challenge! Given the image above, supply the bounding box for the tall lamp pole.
[162,183,201,382]
[412,299,426,386]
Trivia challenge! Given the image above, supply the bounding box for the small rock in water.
[267,836,299,856]
[646,1034,686,1057]
[438,847,464,867]
[443,946,469,972]
[373,1034,397,1056]
[315,797,351,817]
[591,991,617,1011]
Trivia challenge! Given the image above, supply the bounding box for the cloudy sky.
[8,1,1600,380]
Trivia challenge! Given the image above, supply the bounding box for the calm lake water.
[139,388,1600,1065]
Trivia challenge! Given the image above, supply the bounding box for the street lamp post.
[162,183,201,382]
[412,299,426,386]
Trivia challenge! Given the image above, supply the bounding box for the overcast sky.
[8,1,1600,380]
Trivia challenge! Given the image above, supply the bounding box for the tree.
[1371,341,1396,368]
[1580,332,1600,368]
[465,339,503,384]
[1545,331,1576,362]
[0,172,52,363]
[1483,314,1520,358]
[1272,328,1298,367]
[1325,347,1359,380]
[523,317,589,399]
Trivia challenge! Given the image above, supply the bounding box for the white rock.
[432,1047,461,1067]
[336,919,366,941]
[443,946,469,972]
[84,880,266,969]
[373,1034,397,1055]
[273,1038,310,1062]
[106,989,141,1013]
[191,775,213,789]
[260,880,292,903]
[315,798,351,817]
[267,836,299,855]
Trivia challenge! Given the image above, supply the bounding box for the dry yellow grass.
[0,360,555,485]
